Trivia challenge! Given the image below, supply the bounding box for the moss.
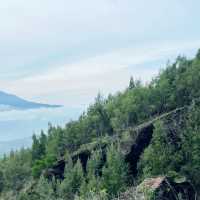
[72,136,111,158]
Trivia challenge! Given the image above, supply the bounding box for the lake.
[0,107,83,155]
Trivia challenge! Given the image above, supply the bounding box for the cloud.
[0,0,200,108]
[0,0,200,79]
[0,40,199,108]
[0,106,78,122]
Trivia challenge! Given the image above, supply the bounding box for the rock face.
[44,159,65,180]
[45,107,187,181]
[116,176,196,200]
[124,123,155,176]
[136,176,196,200]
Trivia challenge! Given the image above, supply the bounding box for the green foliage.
[128,76,135,90]
[32,159,46,178]
[138,102,200,190]
[17,193,30,200]
[0,149,32,192]
[138,121,174,177]
[87,150,103,178]
[59,159,84,200]
[0,170,4,192]
[79,150,103,198]
[75,190,108,200]
[31,132,47,162]
[77,145,129,199]
[32,154,56,178]
[35,176,57,200]
[179,103,200,189]
[46,125,66,159]
[101,144,128,197]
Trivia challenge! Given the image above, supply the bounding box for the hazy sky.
[0,0,200,108]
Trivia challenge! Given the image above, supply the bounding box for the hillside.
[0,91,61,111]
[0,50,200,200]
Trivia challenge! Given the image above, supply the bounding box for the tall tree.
[129,76,135,90]
[101,144,128,197]
[59,159,84,200]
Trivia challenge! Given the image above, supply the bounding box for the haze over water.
[0,107,82,154]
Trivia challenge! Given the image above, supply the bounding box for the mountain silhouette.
[0,91,61,110]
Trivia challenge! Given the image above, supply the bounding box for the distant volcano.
[0,91,61,111]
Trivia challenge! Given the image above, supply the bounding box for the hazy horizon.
[0,0,200,153]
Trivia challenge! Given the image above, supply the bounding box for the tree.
[196,49,200,59]
[31,133,46,162]
[101,144,128,197]
[2,151,31,192]
[35,176,56,200]
[138,104,200,191]
[0,170,4,193]
[46,126,66,159]
[32,159,46,178]
[129,76,135,90]
[59,159,84,200]
[86,93,113,138]
[87,150,103,178]
[39,131,47,156]
[79,150,103,198]
[180,103,200,190]
[138,121,174,178]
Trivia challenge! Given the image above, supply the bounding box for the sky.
[0,0,200,108]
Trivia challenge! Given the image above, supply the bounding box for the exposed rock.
[44,159,65,180]
[124,123,154,176]
[44,107,187,180]
[115,176,196,200]
[136,176,196,200]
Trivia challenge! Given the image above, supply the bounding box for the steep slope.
[1,50,200,200]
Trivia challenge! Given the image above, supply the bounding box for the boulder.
[116,176,196,200]
[137,176,196,200]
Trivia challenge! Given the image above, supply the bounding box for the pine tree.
[39,131,47,156]
[196,49,200,59]
[80,150,103,198]
[101,144,128,197]
[180,103,200,190]
[31,134,43,162]
[0,170,4,192]
[129,76,135,90]
[59,159,84,200]
[35,176,56,200]
[87,150,102,177]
